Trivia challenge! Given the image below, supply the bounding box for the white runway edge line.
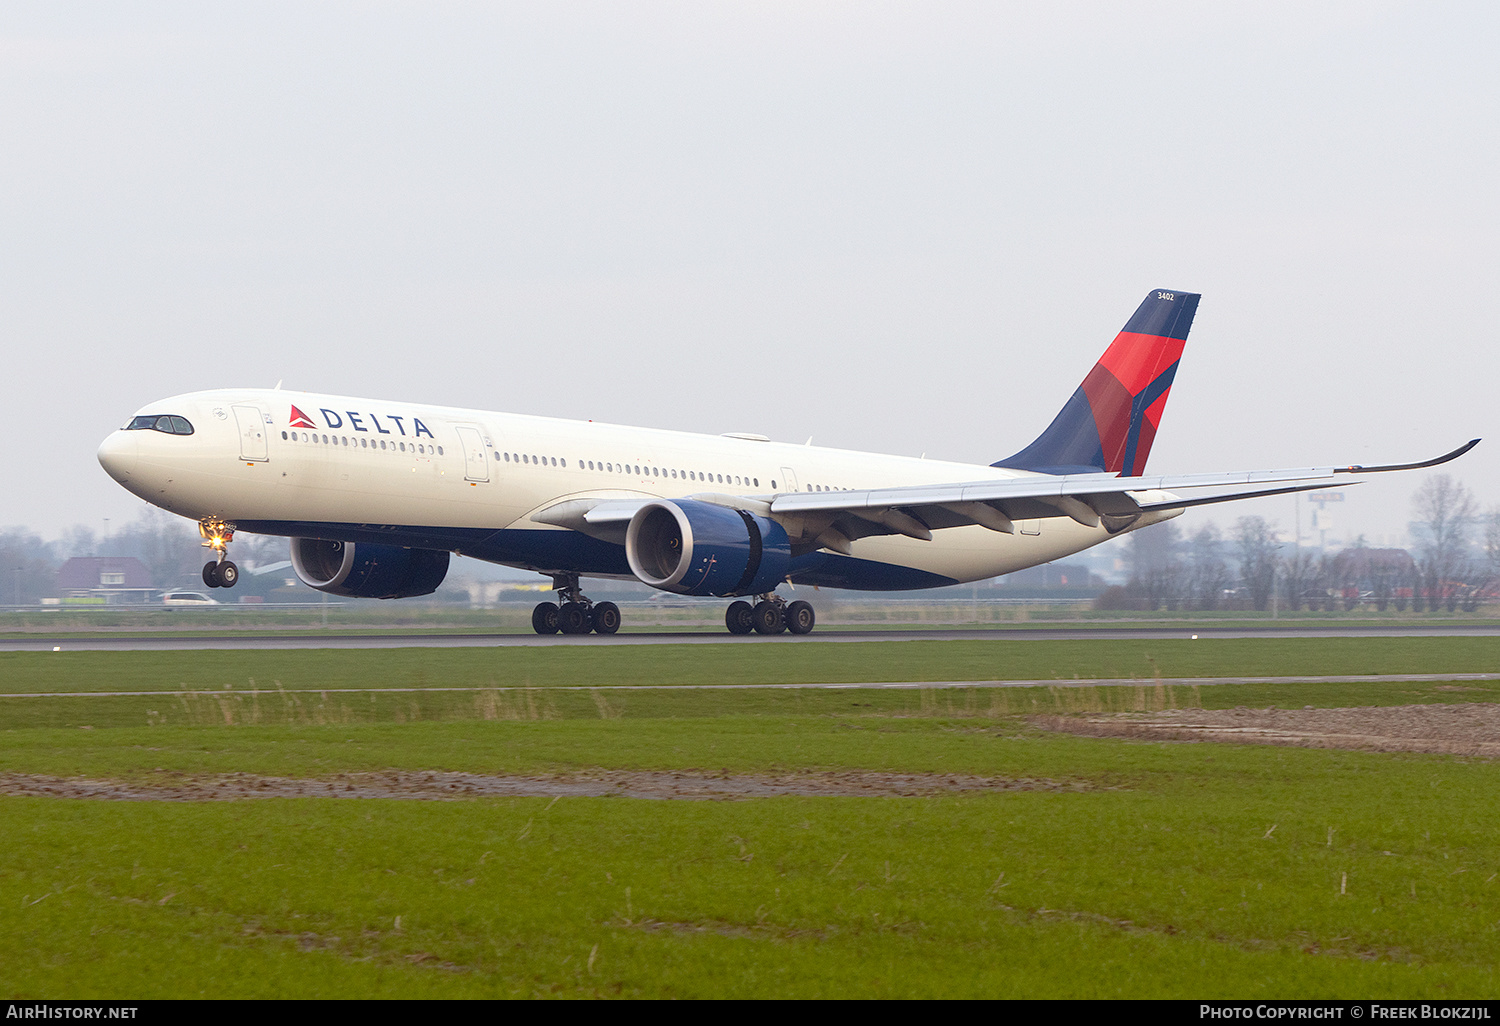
[5,673,1500,699]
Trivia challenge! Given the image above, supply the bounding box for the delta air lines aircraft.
[96,290,1476,635]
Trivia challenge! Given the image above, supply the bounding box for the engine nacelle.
[625,499,791,597]
[290,538,450,599]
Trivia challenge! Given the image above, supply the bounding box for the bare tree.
[1126,521,1183,611]
[0,528,60,606]
[1410,474,1476,613]
[1280,549,1317,611]
[1312,554,1340,611]
[1233,516,1279,611]
[1185,523,1230,610]
[1475,507,1500,607]
[105,509,206,591]
[1333,546,1414,612]
[60,525,98,558]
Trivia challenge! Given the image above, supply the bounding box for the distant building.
[55,557,155,604]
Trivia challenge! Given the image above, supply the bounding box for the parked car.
[161,591,220,606]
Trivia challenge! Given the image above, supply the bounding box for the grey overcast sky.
[3,1,1496,550]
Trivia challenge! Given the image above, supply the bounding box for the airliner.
[96,289,1476,636]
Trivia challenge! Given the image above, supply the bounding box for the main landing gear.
[725,594,815,636]
[531,573,620,635]
[198,518,240,589]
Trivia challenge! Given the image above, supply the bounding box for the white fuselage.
[98,388,1171,589]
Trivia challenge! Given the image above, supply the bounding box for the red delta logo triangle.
[289,405,315,428]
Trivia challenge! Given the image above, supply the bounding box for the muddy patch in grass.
[0,769,1086,801]
[1035,701,1500,756]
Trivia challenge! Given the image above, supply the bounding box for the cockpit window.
[125,415,194,435]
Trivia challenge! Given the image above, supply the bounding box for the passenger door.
[233,405,268,462]
[455,425,490,482]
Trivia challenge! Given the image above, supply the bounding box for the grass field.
[3,638,1499,998]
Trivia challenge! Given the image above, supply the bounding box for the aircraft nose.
[97,430,138,483]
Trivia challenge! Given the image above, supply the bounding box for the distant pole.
[12,566,20,609]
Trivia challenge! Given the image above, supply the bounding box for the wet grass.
[4,636,1500,695]
[4,718,1500,997]
[3,637,1500,997]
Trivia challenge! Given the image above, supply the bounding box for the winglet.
[1332,438,1481,475]
[994,289,1200,476]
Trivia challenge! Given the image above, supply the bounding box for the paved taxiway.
[3,623,1499,651]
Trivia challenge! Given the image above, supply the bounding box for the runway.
[4,623,1499,651]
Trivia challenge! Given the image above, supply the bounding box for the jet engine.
[625,499,791,597]
[289,538,450,599]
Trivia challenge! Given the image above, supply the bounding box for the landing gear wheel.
[558,601,590,635]
[725,600,755,635]
[217,561,239,588]
[203,561,222,588]
[752,600,785,635]
[591,601,621,635]
[785,600,816,635]
[531,602,561,635]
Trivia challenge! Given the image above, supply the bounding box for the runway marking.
[5,673,1499,698]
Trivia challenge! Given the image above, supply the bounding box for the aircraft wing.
[530,440,1478,550]
[764,440,1480,544]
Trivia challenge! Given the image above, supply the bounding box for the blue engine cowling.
[625,499,791,597]
[290,538,450,599]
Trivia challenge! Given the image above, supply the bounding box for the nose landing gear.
[531,574,620,635]
[199,518,239,589]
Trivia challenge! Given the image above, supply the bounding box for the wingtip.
[1336,438,1481,475]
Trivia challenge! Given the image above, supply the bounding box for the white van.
[161,591,220,606]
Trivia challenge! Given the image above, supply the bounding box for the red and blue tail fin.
[994,289,1199,476]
